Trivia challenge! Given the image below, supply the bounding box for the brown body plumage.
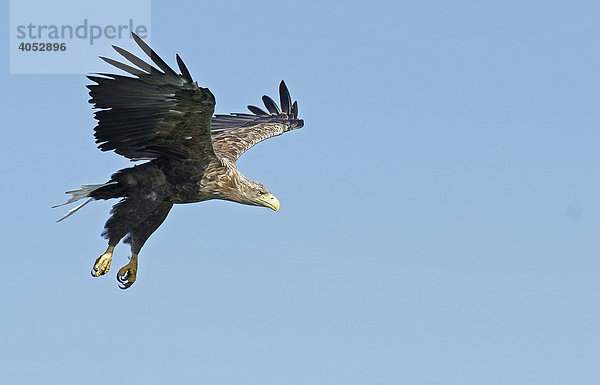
[56,33,304,289]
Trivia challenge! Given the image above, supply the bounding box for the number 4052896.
[18,42,66,51]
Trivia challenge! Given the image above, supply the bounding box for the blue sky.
[2,0,600,384]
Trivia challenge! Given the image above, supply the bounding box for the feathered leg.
[116,201,173,289]
[92,192,166,278]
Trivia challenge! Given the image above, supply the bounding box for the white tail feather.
[54,182,117,222]
[56,198,94,222]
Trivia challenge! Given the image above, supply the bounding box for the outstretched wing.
[210,81,304,162]
[88,33,216,162]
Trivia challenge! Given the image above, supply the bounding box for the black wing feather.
[99,57,147,76]
[262,95,281,114]
[279,80,291,114]
[176,54,193,83]
[131,33,178,77]
[112,45,158,74]
[247,105,269,116]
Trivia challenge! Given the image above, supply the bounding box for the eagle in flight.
[55,33,304,289]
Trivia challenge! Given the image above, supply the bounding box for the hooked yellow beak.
[258,193,280,212]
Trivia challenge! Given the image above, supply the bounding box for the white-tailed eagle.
[55,33,304,289]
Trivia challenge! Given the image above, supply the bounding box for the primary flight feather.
[56,33,304,289]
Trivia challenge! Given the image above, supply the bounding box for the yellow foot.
[92,246,114,277]
[117,253,138,290]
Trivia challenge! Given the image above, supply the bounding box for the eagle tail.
[53,182,117,222]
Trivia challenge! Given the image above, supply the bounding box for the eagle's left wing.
[210,81,304,162]
[88,33,216,162]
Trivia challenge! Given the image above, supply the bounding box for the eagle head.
[226,176,280,212]
[243,180,280,212]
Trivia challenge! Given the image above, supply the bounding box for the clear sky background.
[2,1,600,384]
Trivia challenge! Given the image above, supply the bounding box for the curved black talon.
[117,278,134,289]
[91,264,107,277]
[92,265,108,277]
[118,281,134,290]
[117,269,135,289]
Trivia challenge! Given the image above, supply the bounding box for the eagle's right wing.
[210,81,304,162]
[88,33,216,162]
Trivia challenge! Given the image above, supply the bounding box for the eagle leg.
[91,245,115,277]
[114,201,173,289]
[117,253,138,290]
